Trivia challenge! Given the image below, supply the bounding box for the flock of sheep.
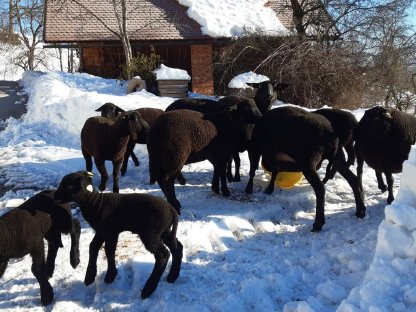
[1,80,416,306]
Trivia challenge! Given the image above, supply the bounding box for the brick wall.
[190,44,214,95]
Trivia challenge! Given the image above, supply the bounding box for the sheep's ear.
[246,82,260,88]
[383,112,393,119]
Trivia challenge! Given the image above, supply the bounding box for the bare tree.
[57,0,172,79]
[10,0,43,70]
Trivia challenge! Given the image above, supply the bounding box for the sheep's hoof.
[311,221,325,232]
[40,285,54,306]
[99,184,106,192]
[222,189,230,197]
[104,268,117,283]
[113,186,120,193]
[233,176,241,182]
[355,209,366,219]
[387,196,394,205]
[177,175,187,185]
[70,255,80,269]
[167,271,180,283]
[141,283,157,299]
[264,187,274,195]
[84,269,96,286]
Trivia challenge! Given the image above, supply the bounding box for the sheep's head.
[54,171,94,203]
[246,81,288,114]
[228,98,262,124]
[357,106,395,140]
[95,102,125,120]
[116,111,150,139]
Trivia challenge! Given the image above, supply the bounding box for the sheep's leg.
[0,260,8,277]
[376,171,387,193]
[176,172,187,185]
[159,176,181,214]
[121,140,139,176]
[82,149,93,172]
[70,219,81,269]
[345,143,356,167]
[104,234,119,283]
[141,240,170,299]
[45,235,62,278]
[232,153,241,182]
[264,170,278,194]
[112,159,123,193]
[211,165,220,194]
[226,158,233,183]
[212,159,230,196]
[302,167,326,232]
[85,234,105,286]
[31,243,53,305]
[161,228,183,283]
[94,159,108,192]
[333,159,366,219]
[323,154,342,184]
[167,241,183,283]
[385,172,395,204]
[356,152,364,192]
[245,149,261,194]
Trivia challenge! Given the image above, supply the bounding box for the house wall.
[79,43,215,96]
[190,44,214,95]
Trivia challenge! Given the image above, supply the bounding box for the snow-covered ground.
[0,71,414,312]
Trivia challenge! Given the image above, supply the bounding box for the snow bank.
[338,147,416,312]
[177,0,291,37]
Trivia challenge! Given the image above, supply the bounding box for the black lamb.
[0,190,81,305]
[313,108,358,183]
[148,98,262,213]
[245,106,366,232]
[54,171,183,299]
[354,106,416,204]
[81,110,149,193]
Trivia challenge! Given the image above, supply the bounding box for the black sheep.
[81,110,149,193]
[0,190,80,305]
[245,106,366,232]
[164,80,287,182]
[54,171,182,299]
[313,108,358,183]
[354,106,416,204]
[148,98,262,213]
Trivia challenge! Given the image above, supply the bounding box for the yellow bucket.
[261,162,303,189]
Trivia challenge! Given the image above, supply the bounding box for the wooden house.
[43,0,297,95]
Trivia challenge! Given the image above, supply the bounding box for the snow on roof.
[228,71,270,88]
[177,0,291,37]
[153,64,191,81]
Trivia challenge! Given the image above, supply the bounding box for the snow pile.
[177,0,291,37]
[228,71,270,88]
[153,64,191,81]
[338,147,416,312]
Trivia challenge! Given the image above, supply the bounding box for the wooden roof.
[43,0,295,43]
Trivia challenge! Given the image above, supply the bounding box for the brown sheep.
[81,110,149,193]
